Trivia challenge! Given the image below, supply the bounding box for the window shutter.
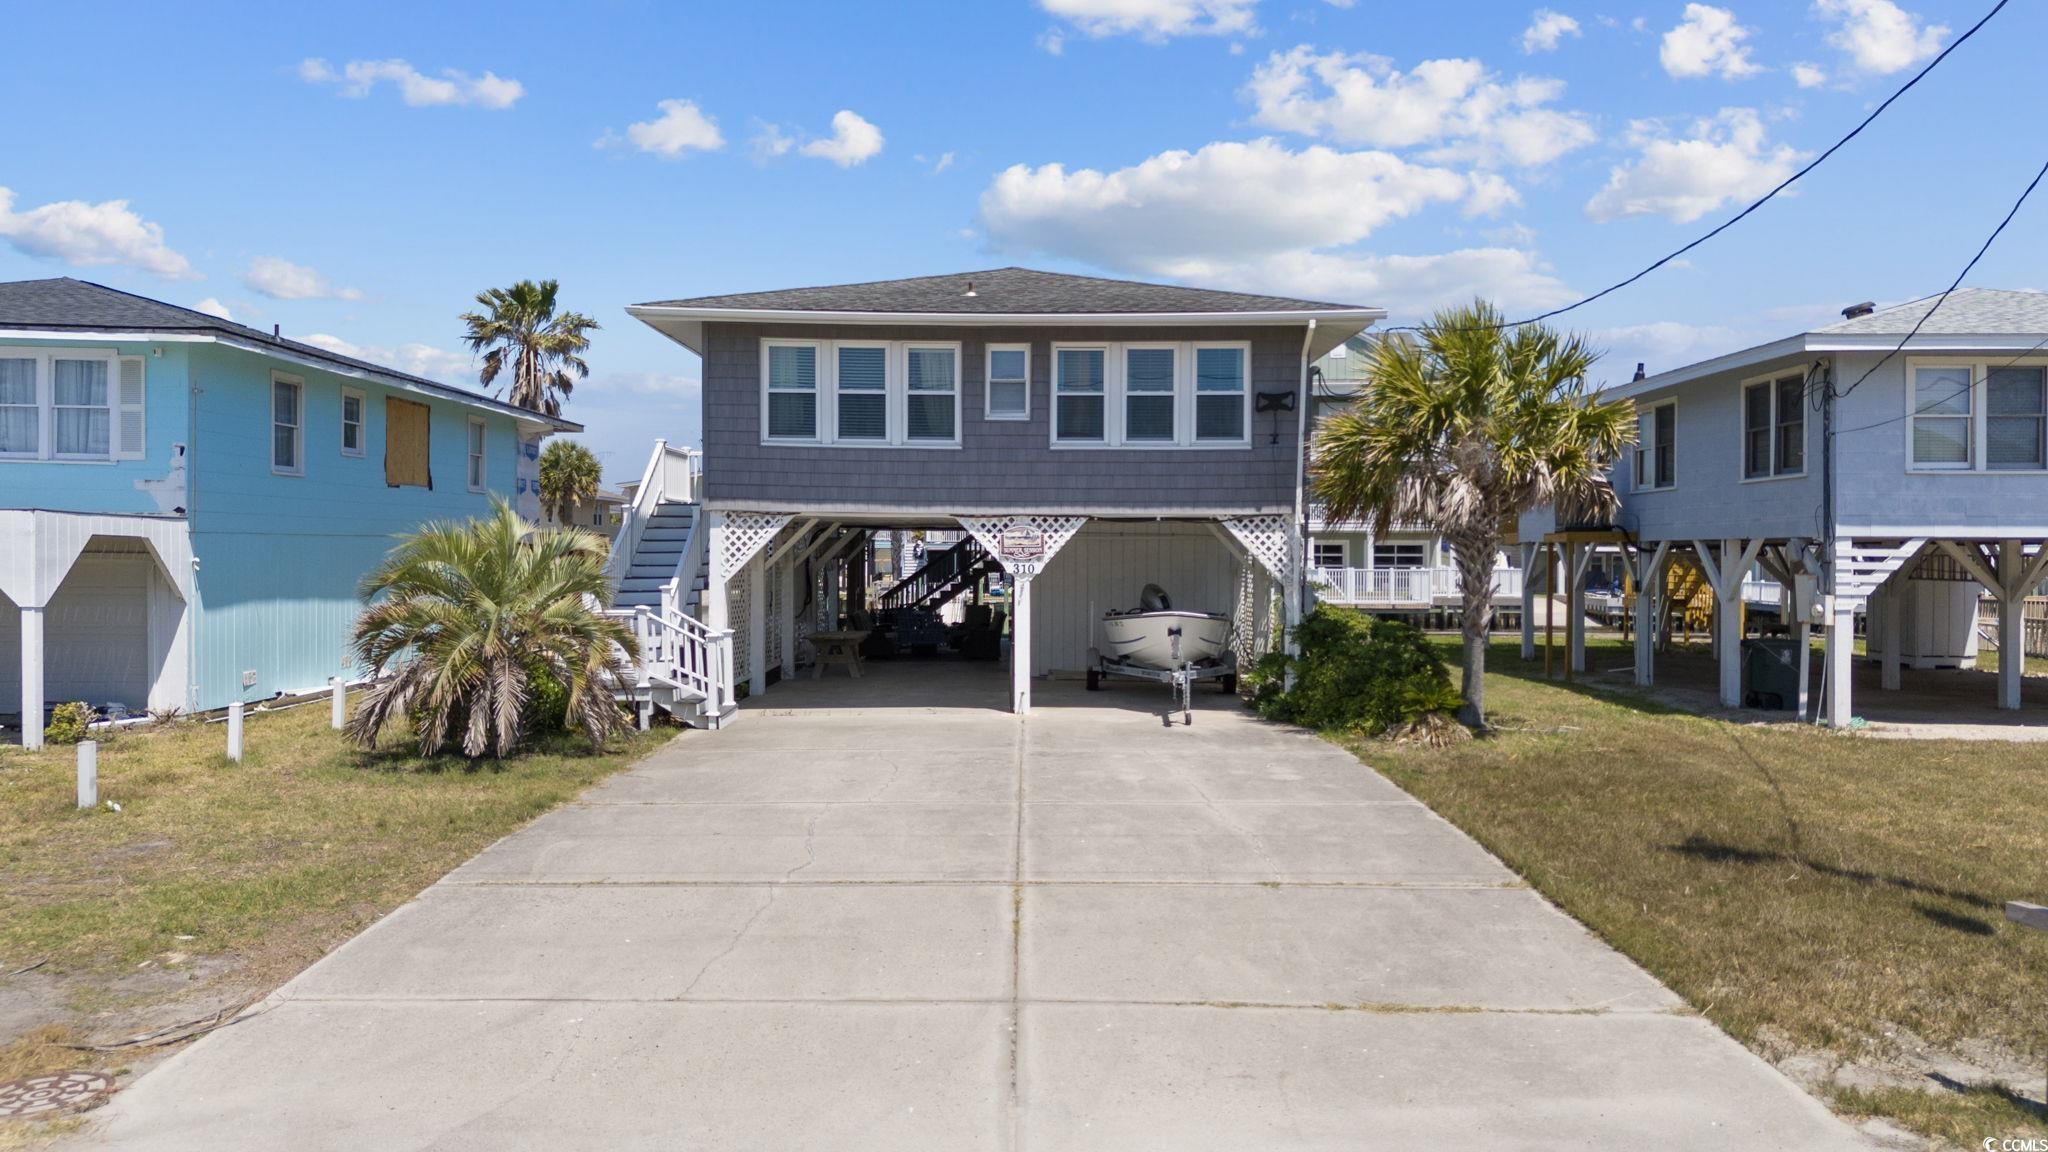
[115,356,146,460]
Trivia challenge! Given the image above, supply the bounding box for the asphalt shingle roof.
[638,267,1375,315]
[1818,288,2048,337]
[0,277,577,429]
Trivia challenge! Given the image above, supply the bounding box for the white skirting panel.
[1029,520,1242,676]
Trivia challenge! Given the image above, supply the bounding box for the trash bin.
[1742,638,1800,710]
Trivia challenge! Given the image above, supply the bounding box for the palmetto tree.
[346,500,636,758]
[1312,300,1635,728]
[538,440,603,525]
[460,280,599,417]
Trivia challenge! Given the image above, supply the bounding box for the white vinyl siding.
[0,348,142,463]
[340,387,366,457]
[985,344,1030,420]
[466,417,487,491]
[760,339,962,447]
[271,374,303,476]
[1052,340,1253,449]
[1634,400,1675,490]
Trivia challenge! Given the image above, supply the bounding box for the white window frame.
[1634,399,1676,491]
[758,338,963,449]
[1986,362,2048,472]
[984,343,1031,421]
[0,347,124,464]
[1739,371,1806,482]
[1904,356,2048,474]
[340,386,366,458]
[1310,541,1347,568]
[466,416,488,492]
[1049,339,1254,450]
[271,372,304,477]
[833,340,892,443]
[1373,541,1428,569]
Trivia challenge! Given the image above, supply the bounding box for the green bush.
[526,666,570,735]
[44,701,94,745]
[1245,608,1461,735]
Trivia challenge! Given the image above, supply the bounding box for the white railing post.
[77,741,97,809]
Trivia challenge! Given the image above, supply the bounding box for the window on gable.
[835,344,887,441]
[1742,374,1804,479]
[0,357,38,456]
[986,345,1029,420]
[1123,346,1176,442]
[1987,366,2046,471]
[1635,401,1674,490]
[272,376,303,475]
[341,388,365,457]
[1055,347,1107,443]
[766,344,819,440]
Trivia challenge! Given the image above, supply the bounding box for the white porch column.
[1826,601,1856,728]
[958,516,1091,716]
[19,606,45,751]
[702,512,734,701]
[1634,543,1667,688]
[1879,584,1903,692]
[747,557,768,698]
[1794,572,1816,720]
[1011,577,1034,714]
[1519,541,1538,662]
[779,558,798,680]
[2000,539,2025,710]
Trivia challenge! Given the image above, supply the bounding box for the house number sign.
[998,525,1047,577]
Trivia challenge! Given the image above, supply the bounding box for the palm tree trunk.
[1449,528,1500,729]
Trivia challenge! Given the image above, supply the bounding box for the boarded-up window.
[385,397,432,488]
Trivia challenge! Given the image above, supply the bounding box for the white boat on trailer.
[1088,585,1237,725]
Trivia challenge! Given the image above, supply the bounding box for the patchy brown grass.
[1357,637,2048,1147]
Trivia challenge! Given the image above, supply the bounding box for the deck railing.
[1310,566,1525,607]
[613,605,732,716]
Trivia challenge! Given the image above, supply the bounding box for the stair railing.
[881,537,988,611]
[607,439,704,583]
[617,604,732,716]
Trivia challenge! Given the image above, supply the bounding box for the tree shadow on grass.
[1925,1073,2048,1120]
[1666,834,2003,911]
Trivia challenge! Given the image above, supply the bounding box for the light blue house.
[0,278,577,747]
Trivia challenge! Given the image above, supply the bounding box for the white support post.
[1635,542,1668,687]
[1826,603,1855,728]
[779,558,798,680]
[227,700,244,762]
[76,741,97,809]
[1714,540,1741,708]
[1012,576,1034,714]
[747,557,767,698]
[1794,572,1815,721]
[1519,541,1538,662]
[634,606,653,731]
[2000,539,2025,710]
[1879,586,1902,692]
[330,677,346,730]
[19,605,45,751]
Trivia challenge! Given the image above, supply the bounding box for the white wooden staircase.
[605,442,736,728]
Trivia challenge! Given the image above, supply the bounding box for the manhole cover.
[0,1072,111,1118]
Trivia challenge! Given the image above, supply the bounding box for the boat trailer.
[1085,625,1238,727]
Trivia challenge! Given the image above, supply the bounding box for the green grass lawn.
[0,695,666,1141]
[1360,637,2048,1147]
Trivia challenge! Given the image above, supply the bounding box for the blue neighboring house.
[0,278,578,747]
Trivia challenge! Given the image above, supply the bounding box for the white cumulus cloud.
[1243,47,1596,168]
[299,333,475,384]
[1660,4,1760,80]
[1038,0,1258,41]
[298,58,523,109]
[1522,9,1582,53]
[242,256,362,301]
[1791,62,1829,88]
[0,187,196,279]
[1815,0,1946,74]
[603,99,726,158]
[1585,108,1806,223]
[799,110,885,167]
[1170,247,1577,316]
[193,297,234,321]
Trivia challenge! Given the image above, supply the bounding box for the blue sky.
[2,0,2038,484]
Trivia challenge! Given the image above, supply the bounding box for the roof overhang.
[1611,331,2048,399]
[627,304,1385,361]
[0,326,579,433]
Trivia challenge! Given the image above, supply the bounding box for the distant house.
[1547,289,2048,726]
[0,278,577,747]
[543,486,627,539]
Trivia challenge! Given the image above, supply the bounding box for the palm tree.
[538,440,603,525]
[1312,300,1635,729]
[460,280,599,417]
[346,499,636,758]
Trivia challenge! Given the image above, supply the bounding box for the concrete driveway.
[75,677,1869,1150]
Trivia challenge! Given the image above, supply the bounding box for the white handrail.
[607,440,705,583]
[613,605,732,715]
[1308,565,1523,606]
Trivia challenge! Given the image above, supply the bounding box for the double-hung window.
[52,359,111,459]
[1906,359,2048,472]
[986,345,1030,420]
[1741,373,1804,479]
[341,387,366,457]
[1909,364,1974,469]
[761,339,961,447]
[271,374,303,475]
[0,349,142,463]
[1634,400,1675,490]
[1051,340,1252,448]
[1987,366,2046,471]
[466,417,488,491]
[0,357,34,456]
[1054,347,1107,443]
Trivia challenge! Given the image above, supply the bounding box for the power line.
[1384,0,2010,335]
[1829,333,2048,437]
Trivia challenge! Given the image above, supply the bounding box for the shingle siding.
[702,321,1305,513]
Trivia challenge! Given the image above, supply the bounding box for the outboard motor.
[1138,584,1173,613]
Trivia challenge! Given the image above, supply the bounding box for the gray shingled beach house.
[605,268,1382,723]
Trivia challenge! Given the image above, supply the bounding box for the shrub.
[44,701,94,745]
[1246,608,1461,736]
